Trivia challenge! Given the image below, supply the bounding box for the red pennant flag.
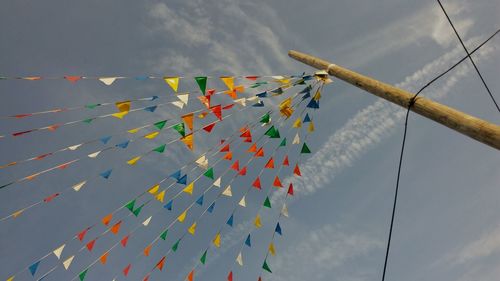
[293,164,301,176]
[203,123,216,133]
[273,176,283,188]
[187,270,194,281]
[287,183,294,195]
[123,264,132,276]
[102,214,113,226]
[258,276,262,281]
[210,105,222,120]
[223,104,234,110]
[227,271,233,281]
[283,155,289,166]
[238,166,247,176]
[247,143,257,153]
[12,129,35,137]
[220,144,230,152]
[64,76,82,83]
[47,124,61,131]
[255,147,264,157]
[57,161,71,170]
[264,158,274,169]
[35,153,52,160]
[110,221,122,234]
[100,252,109,264]
[121,235,130,247]
[86,239,96,251]
[14,113,33,118]
[43,193,59,203]
[231,160,240,171]
[244,137,252,143]
[252,177,261,189]
[245,76,259,80]
[77,228,90,241]
[156,256,166,271]
[207,89,216,96]
[223,152,233,160]
[240,130,251,138]
[143,274,150,281]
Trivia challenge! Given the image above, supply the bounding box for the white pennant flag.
[222,185,232,197]
[53,244,65,259]
[68,144,82,151]
[98,77,118,86]
[63,256,75,270]
[87,151,101,158]
[292,132,300,144]
[238,196,246,207]
[72,181,87,192]
[195,155,209,169]
[213,177,221,187]
[247,96,258,102]
[281,203,289,217]
[236,252,243,266]
[234,98,246,107]
[177,94,189,105]
[172,101,185,109]
[142,216,152,226]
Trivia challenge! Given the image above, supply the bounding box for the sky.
[1,0,500,281]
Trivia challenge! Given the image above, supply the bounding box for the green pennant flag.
[172,239,180,252]
[79,269,88,281]
[154,120,167,130]
[85,104,100,109]
[173,123,186,137]
[279,138,287,147]
[260,113,270,124]
[200,250,207,264]
[301,143,311,154]
[153,144,166,153]
[195,77,207,95]
[82,118,94,124]
[125,199,136,212]
[262,260,272,273]
[263,197,272,208]
[204,167,214,179]
[264,126,280,138]
[160,229,168,240]
[132,204,144,217]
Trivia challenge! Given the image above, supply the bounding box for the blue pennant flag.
[271,87,283,95]
[300,85,312,94]
[245,234,251,247]
[226,214,234,227]
[100,136,112,144]
[177,174,187,185]
[29,261,41,276]
[303,113,311,123]
[307,99,319,109]
[100,169,112,179]
[275,222,282,235]
[207,202,215,213]
[252,101,264,107]
[302,92,311,100]
[196,195,204,206]
[144,106,157,112]
[150,95,159,100]
[115,140,130,149]
[170,170,181,181]
[256,91,268,98]
[303,75,313,81]
[164,200,173,211]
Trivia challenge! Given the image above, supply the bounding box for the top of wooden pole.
[288,50,500,150]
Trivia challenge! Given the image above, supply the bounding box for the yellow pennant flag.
[182,113,194,131]
[279,97,294,118]
[183,182,194,195]
[116,100,131,112]
[188,222,197,235]
[112,111,129,119]
[292,118,302,128]
[144,131,160,139]
[213,232,221,248]
[164,77,180,92]
[313,89,322,101]
[6,276,14,281]
[155,190,166,202]
[181,133,194,151]
[128,127,140,134]
[220,76,234,90]
[254,214,262,228]
[12,209,24,218]
[127,156,141,165]
[269,242,276,256]
[177,210,187,222]
[308,121,315,132]
[148,184,160,194]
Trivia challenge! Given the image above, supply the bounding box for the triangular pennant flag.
[279,138,287,147]
[275,222,282,235]
[230,160,240,171]
[144,131,160,139]
[307,98,319,109]
[238,166,247,175]
[245,234,251,247]
[292,133,300,144]
[196,155,209,169]
[100,252,109,264]
[273,176,283,188]
[198,95,211,109]
[100,169,112,179]
[213,177,221,187]
[265,158,274,169]
[77,228,89,241]
[72,180,86,192]
[260,113,270,124]
[303,113,311,122]
[110,221,122,234]
[99,77,118,85]
[153,144,166,153]
[86,239,96,251]
[207,202,215,213]
[181,133,194,151]
[178,174,188,185]
[182,113,194,131]
[177,210,187,222]
[203,122,216,133]
[187,270,194,281]
[252,177,261,189]
[262,260,272,273]
[221,76,234,90]
[213,232,221,248]
[301,143,311,153]
[142,216,152,226]
[144,244,152,256]
[200,250,207,264]
[133,204,144,216]
[228,271,233,281]
[127,156,141,165]
[115,140,130,148]
[222,185,232,197]
[160,229,169,240]
[170,170,182,180]
[183,182,194,195]
[210,105,222,120]
[121,235,130,247]
[53,244,65,259]
[64,76,81,83]
[238,196,246,207]
[308,121,315,132]
[236,252,243,266]
[173,123,186,137]
[148,184,160,194]
[63,256,74,270]
[269,242,276,256]
[164,77,180,92]
[68,144,83,150]
[283,155,289,166]
[254,214,262,228]
[281,204,289,218]
[234,97,246,106]
[293,118,302,128]
[156,256,166,271]
[255,147,264,157]
[154,120,168,130]
[177,93,189,105]
[125,199,136,212]
[226,214,234,227]
[287,183,294,195]
[123,264,131,276]
[196,195,204,206]
[100,136,112,144]
[204,167,214,179]
[264,126,280,138]
[188,222,197,235]
[195,77,207,94]
[263,197,272,208]
[112,111,129,119]
[172,101,185,109]
[294,164,302,176]
[29,261,40,276]
[164,200,173,211]
[144,105,157,112]
[247,143,257,153]
[172,239,180,252]
[79,269,88,281]
[220,143,230,152]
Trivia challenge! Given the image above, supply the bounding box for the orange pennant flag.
[100,252,109,264]
[110,221,122,234]
[182,113,194,131]
[144,244,152,256]
[156,256,166,271]
[264,157,274,169]
[247,143,257,153]
[294,164,302,176]
[255,147,264,157]
[223,151,233,160]
[102,214,113,226]
[187,270,194,281]
[273,176,283,187]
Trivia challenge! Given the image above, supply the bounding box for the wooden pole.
[288,50,500,150]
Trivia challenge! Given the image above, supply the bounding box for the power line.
[381,28,500,281]
[436,0,500,112]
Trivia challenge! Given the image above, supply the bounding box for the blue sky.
[1,0,499,281]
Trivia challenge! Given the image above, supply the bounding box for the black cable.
[436,0,500,112]
[381,28,500,281]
